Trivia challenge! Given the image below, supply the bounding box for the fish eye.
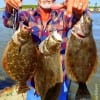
[86,16,92,24]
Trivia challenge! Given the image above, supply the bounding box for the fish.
[2,28,38,93]
[2,28,63,100]
[34,31,63,100]
[65,13,98,99]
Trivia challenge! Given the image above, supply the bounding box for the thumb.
[5,0,22,10]
[66,0,74,17]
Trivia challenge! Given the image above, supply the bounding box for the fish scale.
[2,31,38,93]
[65,14,98,99]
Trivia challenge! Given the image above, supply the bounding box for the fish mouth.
[77,33,87,38]
[72,32,88,40]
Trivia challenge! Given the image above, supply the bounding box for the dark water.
[0,11,100,91]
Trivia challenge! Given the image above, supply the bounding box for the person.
[3,0,88,100]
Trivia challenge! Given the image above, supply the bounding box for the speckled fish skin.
[65,14,98,83]
[2,30,38,93]
[34,33,62,100]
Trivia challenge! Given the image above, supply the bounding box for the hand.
[20,23,31,34]
[5,0,22,10]
[66,0,88,17]
[51,3,66,10]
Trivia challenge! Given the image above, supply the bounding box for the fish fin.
[19,45,22,53]
[75,83,91,100]
[17,85,29,94]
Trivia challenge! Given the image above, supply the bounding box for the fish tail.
[75,83,91,100]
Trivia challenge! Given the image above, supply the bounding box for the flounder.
[2,29,63,100]
[34,31,63,100]
[65,13,98,99]
[2,28,38,93]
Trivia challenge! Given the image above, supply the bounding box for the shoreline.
[0,85,26,100]
[0,8,100,13]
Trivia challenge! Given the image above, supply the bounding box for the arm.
[3,0,30,29]
[61,0,89,28]
[2,7,30,29]
[3,0,20,28]
[2,5,15,28]
[52,0,88,17]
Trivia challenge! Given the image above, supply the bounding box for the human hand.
[5,0,22,11]
[20,23,31,34]
[51,3,66,10]
[66,0,88,17]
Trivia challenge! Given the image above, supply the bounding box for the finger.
[51,3,64,10]
[82,0,88,11]
[6,3,13,12]
[74,0,83,15]
[4,0,9,3]
[77,0,83,10]
[66,0,74,17]
[77,0,88,14]
[6,0,21,9]
[73,0,78,8]
[14,0,22,8]
[7,2,18,9]
[12,0,18,8]
[73,0,80,14]
[11,0,22,9]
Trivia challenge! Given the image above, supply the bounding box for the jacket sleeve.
[2,9,30,29]
[2,10,13,28]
